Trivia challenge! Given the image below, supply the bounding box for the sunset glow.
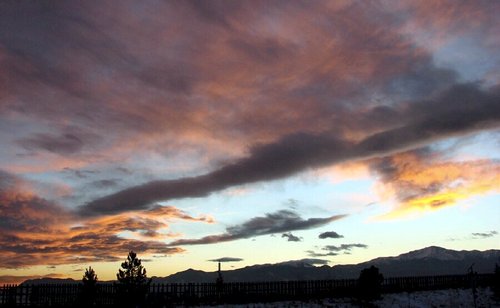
[0,1,499,284]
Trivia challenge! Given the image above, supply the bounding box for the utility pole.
[468,263,477,308]
[216,261,223,302]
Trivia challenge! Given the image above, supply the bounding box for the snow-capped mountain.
[19,246,500,285]
[368,246,470,263]
[340,246,500,278]
[386,246,493,261]
[155,246,499,282]
[397,246,464,260]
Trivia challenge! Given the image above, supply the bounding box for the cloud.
[282,258,330,266]
[370,148,500,218]
[0,1,498,217]
[169,210,346,246]
[323,244,368,252]
[1,0,499,270]
[307,243,368,257]
[282,232,302,242]
[63,168,99,179]
[78,133,349,216]
[144,205,215,223]
[0,171,73,234]
[471,231,498,239]
[79,83,500,216]
[208,257,243,263]
[88,179,120,188]
[297,259,329,266]
[16,133,84,155]
[356,84,500,156]
[318,231,344,239]
[306,251,338,258]
[0,171,214,268]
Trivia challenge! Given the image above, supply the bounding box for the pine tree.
[81,266,98,307]
[83,266,98,286]
[117,251,151,286]
[116,251,151,306]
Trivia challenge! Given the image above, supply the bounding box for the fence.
[0,273,494,306]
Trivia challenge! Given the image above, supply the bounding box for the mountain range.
[21,246,500,285]
[155,246,500,283]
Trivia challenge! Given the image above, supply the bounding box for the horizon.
[0,1,499,286]
[3,245,499,285]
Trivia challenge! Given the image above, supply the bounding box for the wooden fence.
[0,273,494,307]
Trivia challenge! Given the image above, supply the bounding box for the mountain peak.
[395,246,460,261]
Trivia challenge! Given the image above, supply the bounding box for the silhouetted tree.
[116,251,151,307]
[81,266,98,307]
[358,265,384,300]
[83,266,98,286]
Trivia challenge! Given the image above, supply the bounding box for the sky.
[0,0,499,284]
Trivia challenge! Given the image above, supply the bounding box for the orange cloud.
[1,0,499,269]
[318,162,371,184]
[0,173,212,268]
[2,1,451,179]
[371,151,500,219]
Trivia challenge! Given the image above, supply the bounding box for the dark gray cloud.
[0,170,17,189]
[306,250,338,258]
[63,168,99,179]
[169,210,346,246]
[298,259,329,266]
[307,243,368,257]
[228,37,295,65]
[208,257,243,263]
[184,0,243,28]
[365,84,500,151]
[318,231,344,239]
[16,128,100,155]
[79,133,349,216]
[17,133,84,155]
[281,258,330,266]
[282,232,302,242]
[471,231,497,239]
[80,83,500,216]
[0,1,202,137]
[323,244,368,252]
[88,179,120,189]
